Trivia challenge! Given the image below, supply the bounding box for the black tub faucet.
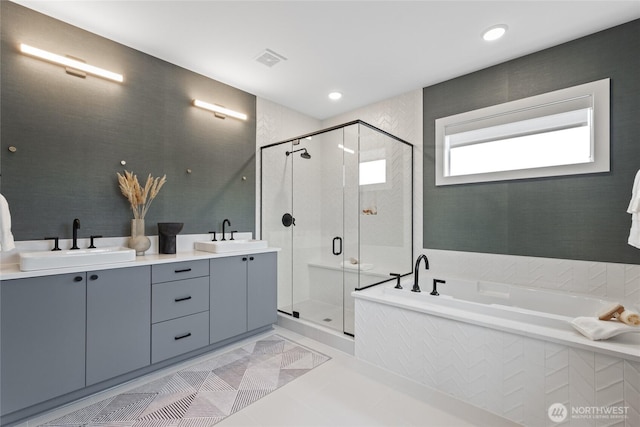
[221,219,230,241]
[71,218,81,250]
[412,254,429,293]
[431,279,446,296]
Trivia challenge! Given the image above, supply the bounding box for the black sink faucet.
[71,218,80,250]
[221,219,231,241]
[412,254,429,293]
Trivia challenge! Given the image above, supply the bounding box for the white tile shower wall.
[256,97,321,238]
[256,90,423,308]
[322,89,424,265]
[355,298,640,427]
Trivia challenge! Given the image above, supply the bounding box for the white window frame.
[435,78,610,186]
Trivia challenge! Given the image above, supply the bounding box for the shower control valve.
[282,213,295,227]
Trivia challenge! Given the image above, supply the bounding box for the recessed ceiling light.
[482,24,508,41]
[328,92,342,100]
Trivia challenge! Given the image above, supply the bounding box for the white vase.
[128,218,151,256]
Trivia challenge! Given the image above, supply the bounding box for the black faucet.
[45,236,61,251]
[412,254,429,292]
[71,218,80,250]
[431,279,446,296]
[221,219,230,241]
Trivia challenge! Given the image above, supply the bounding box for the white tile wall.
[355,298,640,427]
[424,249,640,308]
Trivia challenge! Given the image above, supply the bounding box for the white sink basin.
[20,246,136,271]
[195,239,268,253]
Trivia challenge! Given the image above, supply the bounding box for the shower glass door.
[261,120,412,337]
[290,127,355,333]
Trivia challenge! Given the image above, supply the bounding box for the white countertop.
[0,233,279,281]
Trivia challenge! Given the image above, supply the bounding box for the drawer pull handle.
[175,332,192,341]
[174,296,192,302]
[175,268,192,273]
[73,276,83,282]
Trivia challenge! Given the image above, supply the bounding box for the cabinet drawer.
[152,260,209,283]
[152,277,209,323]
[151,311,209,364]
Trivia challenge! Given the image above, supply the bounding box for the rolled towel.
[570,317,640,341]
[619,310,640,326]
[597,303,625,320]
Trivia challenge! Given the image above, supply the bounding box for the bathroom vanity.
[0,248,278,425]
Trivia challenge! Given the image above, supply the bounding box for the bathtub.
[353,278,640,426]
[355,276,640,362]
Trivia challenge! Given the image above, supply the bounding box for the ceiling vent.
[255,49,287,68]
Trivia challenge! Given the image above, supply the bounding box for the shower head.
[286,148,311,159]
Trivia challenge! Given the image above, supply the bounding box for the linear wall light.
[192,99,247,121]
[20,43,124,83]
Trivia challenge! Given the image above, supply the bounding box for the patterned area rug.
[42,335,330,426]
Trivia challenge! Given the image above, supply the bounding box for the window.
[359,159,386,185]
[435,78,610,186]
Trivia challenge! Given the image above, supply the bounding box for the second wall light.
[192,99,247,121]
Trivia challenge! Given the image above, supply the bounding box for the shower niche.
[261,121,413,336]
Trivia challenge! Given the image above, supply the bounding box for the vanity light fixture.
[19,43,124,82]
[192,99,247,121]
[482,24,508,41]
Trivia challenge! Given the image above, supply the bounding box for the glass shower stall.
[261,121,413,336]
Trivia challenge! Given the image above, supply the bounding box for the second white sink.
[195,239,268,253]
[20,246,136,271]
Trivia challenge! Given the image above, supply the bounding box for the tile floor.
[279,299,354,334]
[21,326,520,427]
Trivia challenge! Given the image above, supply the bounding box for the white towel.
[0,193,16,252]
[570,317,640,341]
[628,169,640,249]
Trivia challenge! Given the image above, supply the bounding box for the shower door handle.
[332,237,342,256]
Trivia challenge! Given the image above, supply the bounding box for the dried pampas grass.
[117,170,167,219]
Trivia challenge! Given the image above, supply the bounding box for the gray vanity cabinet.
[0,273,87,415]
[151,260,210,364]
[86,266,151,386]
[247,252,277,330]
[210,252,277,343]
[210,255,248,343]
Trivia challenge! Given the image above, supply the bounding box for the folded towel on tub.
[570,317,640,341]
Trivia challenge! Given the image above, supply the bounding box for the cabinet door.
[1,273,86,415]
[248,252,278,330]
[210,255,247,343]
[86,266,151,386]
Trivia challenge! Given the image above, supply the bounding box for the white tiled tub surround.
[354,283,640,427]
[423,249,640,307]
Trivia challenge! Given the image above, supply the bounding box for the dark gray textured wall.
[1,2,256,241]
[423,19,640,265]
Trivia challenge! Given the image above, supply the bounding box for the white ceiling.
[12,1,640,119]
